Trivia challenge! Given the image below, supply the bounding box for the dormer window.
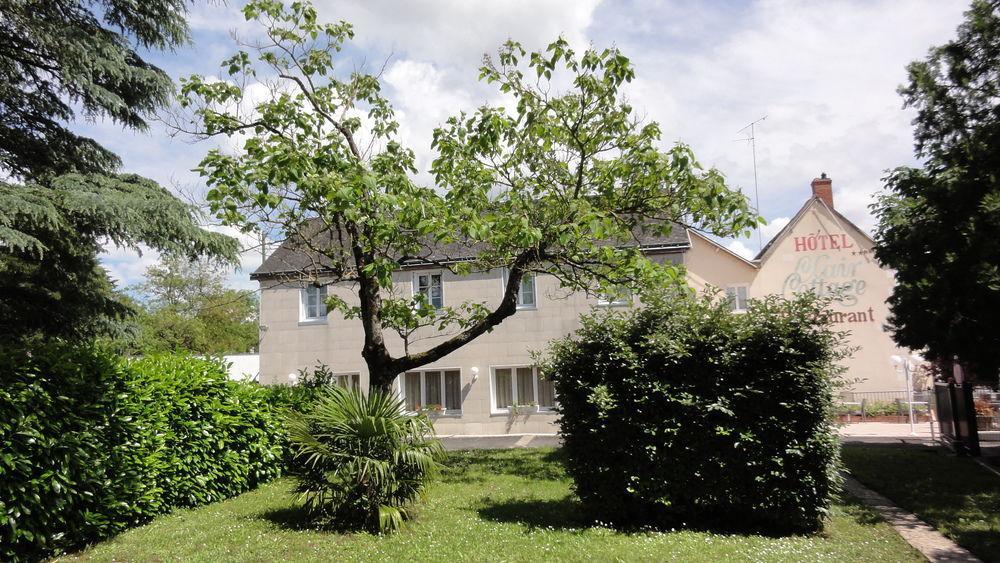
[413,273,444,309]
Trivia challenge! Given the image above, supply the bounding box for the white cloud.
[760,216,791,241]
[726,240,754,260]
[597,0,966,234]
[101,244,161,289]
[85,0,970,289]
[314,0,601,67]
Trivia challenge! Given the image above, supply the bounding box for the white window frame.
[489,365,557,415]
[725,285,750,313]
[501,269,537,310]
[597,287,632,307]
[299,284,328,324]
[395,368,462,416]
[411,271,444,309]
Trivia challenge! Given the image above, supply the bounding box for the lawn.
[842,443,1000,562]
[61,448,920,562]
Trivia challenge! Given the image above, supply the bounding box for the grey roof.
[251,218,690,279]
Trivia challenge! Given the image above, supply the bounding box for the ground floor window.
[397,369,462,414]
[333,372,360,390]
[491,366,556,413]
[726,285,749,312]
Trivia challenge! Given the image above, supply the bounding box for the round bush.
[544,292,845,534]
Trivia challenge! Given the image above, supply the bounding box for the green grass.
[61,448,920,562]
[842,443,1000,562]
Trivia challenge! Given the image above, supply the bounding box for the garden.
[58,448,921,562]
[3,291,930,562]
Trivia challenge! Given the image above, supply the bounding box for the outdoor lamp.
[471,366,480,381]
[288,372,298,385]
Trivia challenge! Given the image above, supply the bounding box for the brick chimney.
[811,172,833,208]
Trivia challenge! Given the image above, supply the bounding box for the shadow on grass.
[442,448,567,484]
[476,495,590,530]
[480,493,881,539]
[836,497,886,527]
[258,506,318,531]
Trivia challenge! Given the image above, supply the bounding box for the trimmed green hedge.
[544,292,845,534]
[0,344,284,561]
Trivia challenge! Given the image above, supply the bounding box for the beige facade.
[256,176,909,434]
[679,177,910,393]
[258,252,682,435]
[747,198,907,392]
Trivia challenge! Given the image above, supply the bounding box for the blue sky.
[89,0,969,289]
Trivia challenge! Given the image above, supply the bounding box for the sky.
[89,0,970,290]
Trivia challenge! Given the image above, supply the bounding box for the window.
[397,370,461,414]
[334,373,360,390]
[491,366,556,413]
[597,287,631,307]
[726,286,749,312]
[502,269,536,309]
[300,285,328,322]
[413,273,444,309]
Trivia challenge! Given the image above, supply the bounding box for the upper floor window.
[502,269,536,309]
[726,285,749,312]
[300,284,327,322]
[413,273,444,309]
[597,287,631,307]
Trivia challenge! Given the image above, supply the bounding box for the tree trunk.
[367,359,398,393]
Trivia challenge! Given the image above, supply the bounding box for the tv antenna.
[735,115,767,251]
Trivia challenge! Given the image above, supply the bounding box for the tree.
[0,0,187,181]
[0,0,238,343]
[872,0,1000,383]
[180,0,760,390]
[0,175,237,343]
[126,255,259,355]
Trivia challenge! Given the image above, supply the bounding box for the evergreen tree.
[872,0,1000,382]
[0,0,238,343]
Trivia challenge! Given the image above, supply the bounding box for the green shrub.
[260,363,339,415]
[0,344,138,561]
[0,345,284,560]
[125,355,284,509]
[863,400,901,417]
[287,387,444,533]
[544,291,846,534]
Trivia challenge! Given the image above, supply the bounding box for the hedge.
[544,291,846,534]
[0,344,284,561]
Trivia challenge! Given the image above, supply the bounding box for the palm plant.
[285,386,444,533]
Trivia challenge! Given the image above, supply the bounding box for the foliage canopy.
[0,0,238,344]
[872,0,1000,382]
[180,0,761,389]
[124,255,258,355]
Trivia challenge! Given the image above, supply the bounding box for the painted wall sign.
[782,253,867,306]
[793,233,854,252]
